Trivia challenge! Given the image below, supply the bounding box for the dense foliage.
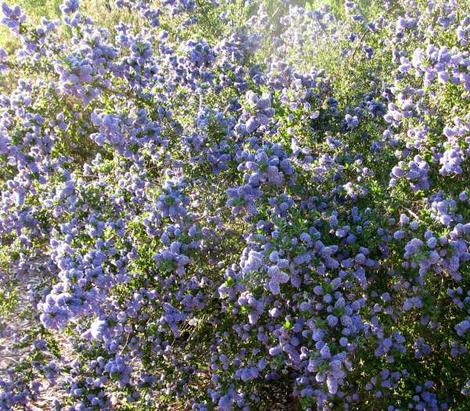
[0,0,469,409]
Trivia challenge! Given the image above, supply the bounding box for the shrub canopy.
[0,0,469,410]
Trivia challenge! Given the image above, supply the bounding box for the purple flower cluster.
[1,2,25,33]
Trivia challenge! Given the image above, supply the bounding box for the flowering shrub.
[0,0,469,409]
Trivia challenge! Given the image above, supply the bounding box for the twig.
[404,207,422,222]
